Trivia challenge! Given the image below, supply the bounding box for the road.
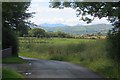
[19,56,102,78]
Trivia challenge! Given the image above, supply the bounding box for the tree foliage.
[50,1,120,24]
[28,28,46,38]
[49,1,120,61]
[2,2,32,56]
[2,2,32,31]
[2,27,18,56]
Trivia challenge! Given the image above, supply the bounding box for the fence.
[2,47,12,58]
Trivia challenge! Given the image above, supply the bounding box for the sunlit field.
[19,37,96,60]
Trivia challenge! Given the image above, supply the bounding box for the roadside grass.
[2,68,25,79]
[19,37,119,79]
[2,56,28,64]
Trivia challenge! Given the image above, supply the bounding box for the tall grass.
[19,38,119,79]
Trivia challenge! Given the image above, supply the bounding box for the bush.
[2,27,18,56]
[107,28,120,79]
[107,28,120,62]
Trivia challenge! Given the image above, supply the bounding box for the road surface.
[3,56,102,78]
[20,56,102,78]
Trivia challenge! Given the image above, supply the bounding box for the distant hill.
[39,23,67,27]
[37,24,113,35]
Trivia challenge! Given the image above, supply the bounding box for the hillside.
[37,24,113,35]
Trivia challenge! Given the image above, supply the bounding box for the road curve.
[18,56,102,78]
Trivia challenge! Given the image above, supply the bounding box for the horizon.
[37,23,112,28]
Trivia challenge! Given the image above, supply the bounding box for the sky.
[28,0,111,26]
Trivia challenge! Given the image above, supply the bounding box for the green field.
[19,37,119,78]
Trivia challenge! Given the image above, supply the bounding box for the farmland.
[19,37,119,78]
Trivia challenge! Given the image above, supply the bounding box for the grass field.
[19,37,119,79]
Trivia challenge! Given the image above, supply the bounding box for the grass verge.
[2,68,25,79]
[2,56,28,64]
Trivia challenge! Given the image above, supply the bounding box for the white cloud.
[28,0,110,26]
[92,17,110,24]
[31,0,50,2]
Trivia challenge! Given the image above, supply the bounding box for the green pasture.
[19,37,96,60]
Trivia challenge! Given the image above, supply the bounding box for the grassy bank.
[19,37,119,79]
[2,57,28,79]
[2,56,28,64]
[2,68,25,79]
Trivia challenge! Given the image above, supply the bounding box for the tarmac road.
[19,56,102,78]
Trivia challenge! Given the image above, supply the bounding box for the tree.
[56,31,69,38]
[2,2,32,31]
[49,1,120,61]
[28,28,46,38]
[2,2,32,56]
[2,27,18,56]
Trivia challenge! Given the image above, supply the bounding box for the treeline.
[19,28,74,38]
[18,28,106,39]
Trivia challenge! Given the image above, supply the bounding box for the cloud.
[28,0,110,26]
[31,0,50,2]
[92,17,110,24]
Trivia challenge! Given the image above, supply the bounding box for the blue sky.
[28,0,111,26]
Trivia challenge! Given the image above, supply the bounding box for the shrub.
[107,28,120,79]
[107,28,120,62]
